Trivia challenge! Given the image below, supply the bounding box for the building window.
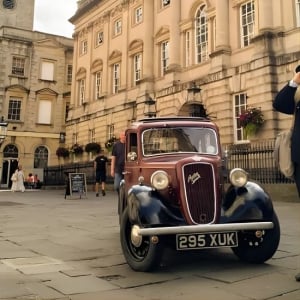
[161,41,169,75]
[114,19,122,36]
[234,93,247,141]
[133,53,142,84]
[195,5,208,64]
[67,65,72,84]
[135,6,143,24]
[12,57,25,76]
[34,146,48,168]
[185,31,191,67]
[296,0,300,27]
[89,129,96,142]
[3,144,18,158]
[96,31,103,46]
[95,71,102,99]
[107,124,114,140]
[38,100,52,124]
[79,79,85,104]
[40,61,55,81]
[113,63,120,94]
[80,40,88,55]
[8,98,22,121]
[65,104,70,121]
[240,0,255,47]
[72,132,78,145]
[162,0,170,8]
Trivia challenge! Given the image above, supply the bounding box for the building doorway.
[1,144,19,189]
[1,158,19,188]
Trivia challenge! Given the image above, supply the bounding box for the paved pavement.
[0,188,299,300]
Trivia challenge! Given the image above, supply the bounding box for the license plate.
[176,231,238,250]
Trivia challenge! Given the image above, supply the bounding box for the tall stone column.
[215,0,230,51]
[143,0,154,80]
[168,1,181,71]
[257,0,273,32]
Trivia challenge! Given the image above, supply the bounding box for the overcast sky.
[33,0,77,38]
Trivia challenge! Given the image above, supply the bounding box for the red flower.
[239,107,264,128]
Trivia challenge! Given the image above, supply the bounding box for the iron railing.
[43,139,293,187]
[43,161,114,187]
[223,139,293,184]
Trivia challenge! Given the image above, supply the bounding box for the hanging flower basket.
[239,106,265,139]
[56,147,70,158]
[85,142,101,154]
[70,143,84,155]
[105,136,117,152]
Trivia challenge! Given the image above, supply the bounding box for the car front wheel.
[231,213,280,263]
[120,207,163,272]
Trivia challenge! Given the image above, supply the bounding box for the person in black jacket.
[273,65,300,282]
[94,149,108,197]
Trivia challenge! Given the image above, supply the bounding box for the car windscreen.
[142,127,218,156]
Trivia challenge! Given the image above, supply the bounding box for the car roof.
[128,116,214,130]
[137,116,209,123]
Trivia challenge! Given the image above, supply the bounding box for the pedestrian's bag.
[11,173,17,182]
[273,129,294,178]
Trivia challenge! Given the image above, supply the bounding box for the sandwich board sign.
[68,173,87,199]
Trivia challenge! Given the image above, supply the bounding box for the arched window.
[195,5,208,64]
[3,144,18,158]
[34,146,48,168]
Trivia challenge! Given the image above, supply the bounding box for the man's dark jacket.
[273,84,300,163]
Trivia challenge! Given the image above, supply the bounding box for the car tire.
[231,213,280,263]
[120,207,163,272]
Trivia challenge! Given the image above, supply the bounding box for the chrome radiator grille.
[182,162,216,224]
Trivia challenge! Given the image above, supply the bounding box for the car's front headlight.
[229,168,248,187]
[151,170,169,190]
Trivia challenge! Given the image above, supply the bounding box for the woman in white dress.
[10,169,18,192]
[11,166,25,192]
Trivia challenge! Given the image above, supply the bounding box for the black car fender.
[126,184,184,226]
[221,181,274,223]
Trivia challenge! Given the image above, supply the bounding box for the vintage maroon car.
[118,117,280,272]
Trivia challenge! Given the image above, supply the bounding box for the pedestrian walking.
[10,169,18,192]
[110,131,125,196]
[273,64,300,282]
[11,166,25,192]
[94,149,108,197]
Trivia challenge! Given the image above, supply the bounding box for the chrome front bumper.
[136,222,274,236]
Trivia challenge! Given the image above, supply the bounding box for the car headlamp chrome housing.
[150,170,169,190]
[229,168,248,187]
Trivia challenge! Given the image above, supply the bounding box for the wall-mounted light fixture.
[186,82,208,118]
[0,116,8,147]
[144,95,156,118]
[187,82,201,102]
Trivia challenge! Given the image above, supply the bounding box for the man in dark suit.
[273,65,300,282]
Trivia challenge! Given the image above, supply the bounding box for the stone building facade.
[67,0,300,157]
[0,0,73,188]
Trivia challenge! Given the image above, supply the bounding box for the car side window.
[127,132,138,161]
